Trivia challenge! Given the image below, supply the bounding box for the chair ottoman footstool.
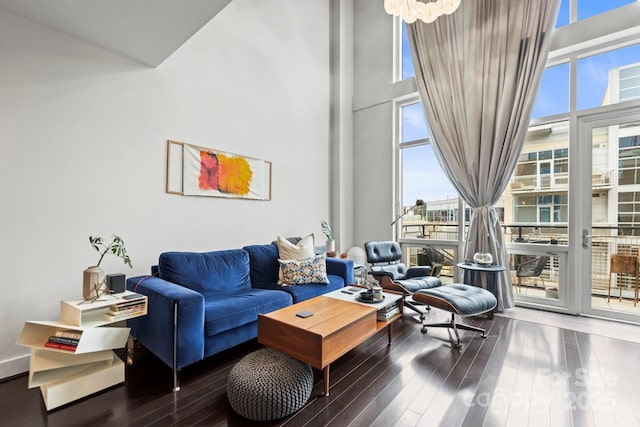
[413,283,497,348]
[227,348,313,421]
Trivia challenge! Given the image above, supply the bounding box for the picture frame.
[166,140,272,201]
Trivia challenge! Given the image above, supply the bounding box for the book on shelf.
[110,301,145,312]
[111,300,146,311]
[53,329,82,340]
[44,341,77,351]
[108,304,145,315]
[378,302,399,313]
[48,336,80,346]
[377,307,400,321]
[105,309,145,321]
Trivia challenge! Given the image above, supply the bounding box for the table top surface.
[259,296,374,336]
[457,262,506,272]
[259,288,401,337]
[324,287,403,307]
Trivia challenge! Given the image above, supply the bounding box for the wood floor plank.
[563,329,596,427]
[414,317,499,425]
[579,333,639,426]
[366,331,456,427]
[393,312,496,426]
[341,334,432,418]
[2,313,640,427]
[526,324,560,427]
[436,317,503,427]
[302,321,425,425]
[575,332,618,427]
[465,318,526,426]
[504,320,540,426]
[546,327,573,427]
[612,340,640,425]
[282,321,417,426]
[458,316,511,427]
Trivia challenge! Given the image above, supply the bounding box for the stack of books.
[44,330,81,351]
[105,297,146,321]
[377,302,400,321]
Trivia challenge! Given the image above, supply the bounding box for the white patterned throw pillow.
[278,254,330,286]
[276,234,315,284]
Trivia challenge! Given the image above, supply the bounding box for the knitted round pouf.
[227,348,313,421]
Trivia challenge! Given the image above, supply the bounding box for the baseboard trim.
[0,354,29,381]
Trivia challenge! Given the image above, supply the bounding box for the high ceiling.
[0,0,232,66]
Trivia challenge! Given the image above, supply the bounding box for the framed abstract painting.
[166,140,272,200]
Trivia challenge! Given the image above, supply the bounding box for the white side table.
[17,291,147,410]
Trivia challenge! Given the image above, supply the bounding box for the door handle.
[582,229,592,249]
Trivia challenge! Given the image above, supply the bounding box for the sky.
[400,0,640,205]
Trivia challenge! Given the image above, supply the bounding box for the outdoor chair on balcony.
[608,254,639,307]
[364,241,441,320]
[513,255,549,293]
[417,247,453,278]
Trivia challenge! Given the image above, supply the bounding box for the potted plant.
[83,235,132,301]
[320,220,335,253]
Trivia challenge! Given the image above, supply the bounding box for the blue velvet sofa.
[126,242,354,391]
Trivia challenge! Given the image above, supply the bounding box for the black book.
[379,303,399,313]
[48,336,80,346]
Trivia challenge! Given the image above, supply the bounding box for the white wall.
[0,0,332,378]
[352,0,402,245]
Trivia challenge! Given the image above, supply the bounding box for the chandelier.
[384,0,461,24]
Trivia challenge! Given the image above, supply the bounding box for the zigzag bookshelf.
[17,291,147,410]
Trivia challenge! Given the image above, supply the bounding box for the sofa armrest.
[326,257,354,284]
[126,275,205,370]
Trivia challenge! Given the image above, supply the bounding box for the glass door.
[539,160,552,188]
[505,120,570,312]
[576,109,640,323]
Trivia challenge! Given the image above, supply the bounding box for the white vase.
[326,239,335,252]
[83,266,105,300]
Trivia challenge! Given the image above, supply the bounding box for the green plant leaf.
[320,219,333,240]
[89,234,132,268]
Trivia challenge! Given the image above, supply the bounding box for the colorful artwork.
[173,141,270,200]
[198,151,253,195]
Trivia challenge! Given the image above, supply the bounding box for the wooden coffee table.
[258,289,403,395]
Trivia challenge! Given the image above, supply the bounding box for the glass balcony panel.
[508,251,560,300]
[402,245,456,284]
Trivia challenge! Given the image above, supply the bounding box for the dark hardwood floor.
[2,310,639,427]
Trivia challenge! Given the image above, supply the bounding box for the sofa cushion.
[243,244,280,288]
[279,274,345,303]
[158,249,251,299]
[276,234,314,284]
[278,254,330,285]
[276,234,314,259]
[204,288,292,336]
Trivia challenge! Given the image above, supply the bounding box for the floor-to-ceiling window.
[393,0,640,320]
[396,99,460,281]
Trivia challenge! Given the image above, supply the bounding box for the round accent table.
[227,348,313,421]
[457,262,506,319]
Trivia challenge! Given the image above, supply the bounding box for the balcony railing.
[401,222,640,297]
[508,169,611,193]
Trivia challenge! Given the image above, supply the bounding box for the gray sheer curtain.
[407,0,559,311]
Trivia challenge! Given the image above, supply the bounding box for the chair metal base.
[421,312,487,349]
[405,299,430,321]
